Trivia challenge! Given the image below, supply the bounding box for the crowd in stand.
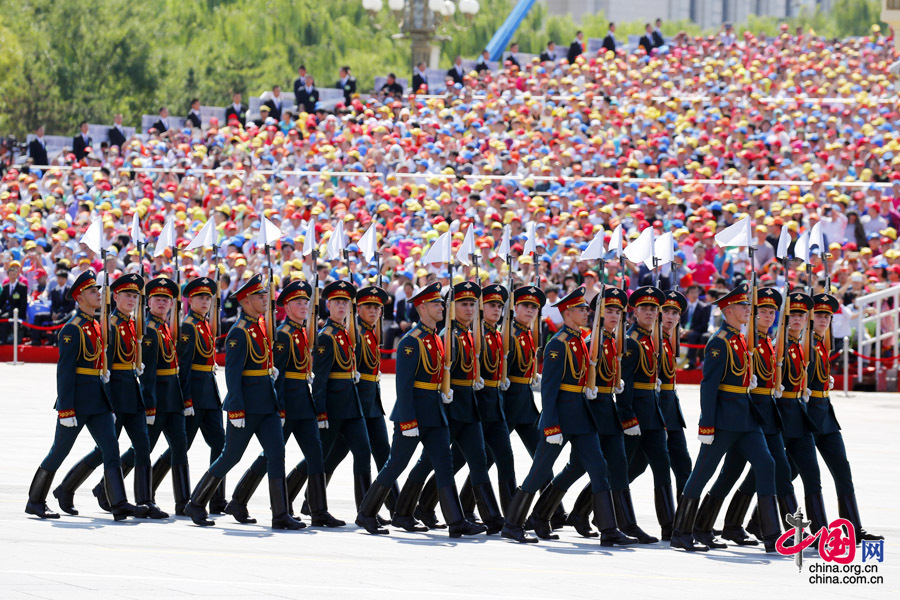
[1,23,898,366]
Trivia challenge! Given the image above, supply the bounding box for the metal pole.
[856,300,863,384]
[8,308,21,365]
[843,336,849,397]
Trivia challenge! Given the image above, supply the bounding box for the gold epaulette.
[716,330,728,340]
[71,315,83,326]
[146,319,158,331]
[410,328,422,339]
[557,330,570,342]
[321,325,334,337]
[234,319,248,330]
[629,330,640,340]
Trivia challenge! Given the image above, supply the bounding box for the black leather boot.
[307,473,345,527]
[355,482,391,534]
[171,464,191,516]
[566,484,598,538]
[655,485,676,541]
[209,477,227,515]
[25,467,60,518]
[778,493,799,530]
[613,488,658,543]
[838,493,883,543]
[270,478,305,530]
[413,477,445,529]
[224,468,263,524]
[134,465,168,519]
[459,476,479,523]
[692,493,727,549]
[501,487,538,543]
[439,484,487,538]
[390,478,428,532]
[104,466,148,521]
[353,473,374,512]
[473,482,505,535]
[529,483,565,540]
[722,490,758,546]
[594,491,638,546]
[670,497,709,551]
[805,492,829,534]
[52,458,95,516]
[150,456,171,496]
[757,494,782,553]
[498,478,516,516]
[285,462,309,512]
[92,480,112,512]
[550,500,568,531]
[184,471,221,526]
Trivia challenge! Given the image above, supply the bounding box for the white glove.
[774,384,784,399]
[230,417,246,428]
[584,387,598,400]
[614,379,625,394]
[749,375,758,389]
[184,406,195,417]
[318,419,329,429]
[352,370,361,384]
[441,390,454,404]
[829,376,835,390]
[802,388,811,403]
[402,426,419,437]
[308,371,315,383]
[698,434,714,445]
[655,378,662,392]
[60,416,78,428]
[281,418,286,426]
[270,367,279,381]
[136,363,145,376]
[624,424,641,436]
[101,370,111,384]
[146,415,156,426]
[473,377,485,391]
[546,433,563,445]
[531,373,542,391]
[499,378,511,391]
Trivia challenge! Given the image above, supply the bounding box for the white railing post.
[7,308,22,366]
[843,336,849,397]
[857,300,863,384]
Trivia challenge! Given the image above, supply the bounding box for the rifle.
[586,259,606,390]
[531,247,543,385]
[651,255,662,384]
[618,252,626,363]
[135,241,145,370]
[748,246,758,384]
[472,253,483,385]
[307,248,320,356]
[100,248,110,378]
[500,252,513,383]
[802,260,813,392]
[442,259,455,396]
[774,280,790,391]
[264,241,276,373]
[374,250,383,350]
[210,242,220,355]
[822,251,833,379]
[342,248,359,379]
[171,242,182,347]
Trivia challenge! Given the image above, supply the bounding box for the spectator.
[447,55,465,86]
[652,18,665,48]
[539,41,557,63]
[380,73,403,97]
[601,23,616,54]
[336,66,356,105]
[687,244,717,290]
[108,114,127,148]
[150,107,170,137]
[28,126,49,166]
[72,121,92,161]
[0,260,28,344]
[475,49,491,73]
[296,76,319,113]
[264,85,284,121]
[568,30,585,62]
[412,61,428,93]
[503,42,520,69]
[187,98,202,129]
[639,23,654,54]
[293,64,308,100]
[225,92,247,126]
[680,284,711,369]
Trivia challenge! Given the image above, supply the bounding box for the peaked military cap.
[277,279,312,306]
[756,287,783,309]
[111,273,143,295]
[660,289,687,313]
[411,281,442,306]
[788,291,813,314]
[482,284,509,305]
[230,273,265,301]
[146,277,179,299]
[68,270,99,300]
[628,285,666,308]
[554,285,588,311]
[513,285,546,307]
[812,293,839,315]
[323,280,356,301]
[714,282,751,309]
[357,285,389,306]
[183,276,216,298]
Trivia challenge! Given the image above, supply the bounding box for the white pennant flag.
[523,221,537,256]
[496,225,511,261]
[456,225,476,266]
[153,217,176,257]
[80,218,108,255]
[607,224,624,258]
[776,226,791,259]
[302,220,316,257]
[256,216,282,248]
[714,216,753,248]
[130,213,145,245]
[794,231,810,262]
[623,226,654,265]
[422,231,451,265]
[651,231,675,268]
[808,222,825,257]
[579,232,605,261]
[358,224,378,264]
[326,219,346,261]
[185,218,218,252]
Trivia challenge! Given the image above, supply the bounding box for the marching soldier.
[391,281,504,533]
[808,293,882,542]
[618,286,675,540]
[25,270,143,521]
[628,290,693,498]
[532,288,654,543]
[691,287,797,548]
[670,283,781,553]
[355,282,487,538]
[52,274,164,518]
[183,274,302,529]
[500,286,634,546]
[150,277,226,514]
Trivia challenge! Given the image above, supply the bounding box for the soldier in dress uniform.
[531,288,654,543]
[808,293,882,543]
[619,286,676,540]
[183,274,302,529]
[628,289,693,498]
[355,282,487,538]
[52,274,164,518]
[671,283,781,553]
[391,281,504,533]
[224,279,344,527]
[25,271,143,521]
[691,287,796,548]
[500,286,635,546]
[148,277,226,513]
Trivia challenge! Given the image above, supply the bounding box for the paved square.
[1,364,896,599]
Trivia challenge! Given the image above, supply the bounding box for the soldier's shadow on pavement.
[46,516,143,529]
[697,548,790,565]
[382,530,492,547]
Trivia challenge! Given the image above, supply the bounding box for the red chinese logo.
[776,518,856,564]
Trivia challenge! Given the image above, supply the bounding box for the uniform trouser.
[121,410,188,468]
[521,433,611,494]
[508,421,542,458]
[321,415,391,476]
[480,419,516,481]
[682,429,776,499]
[624,428,672,487]
[550,433,628,491]
[157,407,224,467]
[209,413,285,479]
[248,417,324,477]
[314,416,371,476]
[707,432,794,499]
[82,411,151,469]
[404,419,491,486]
[814,432,855,496]
[40,412,119,471]
[375,424,454,489]
[783,432,823,495]
[628,427,692,493]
